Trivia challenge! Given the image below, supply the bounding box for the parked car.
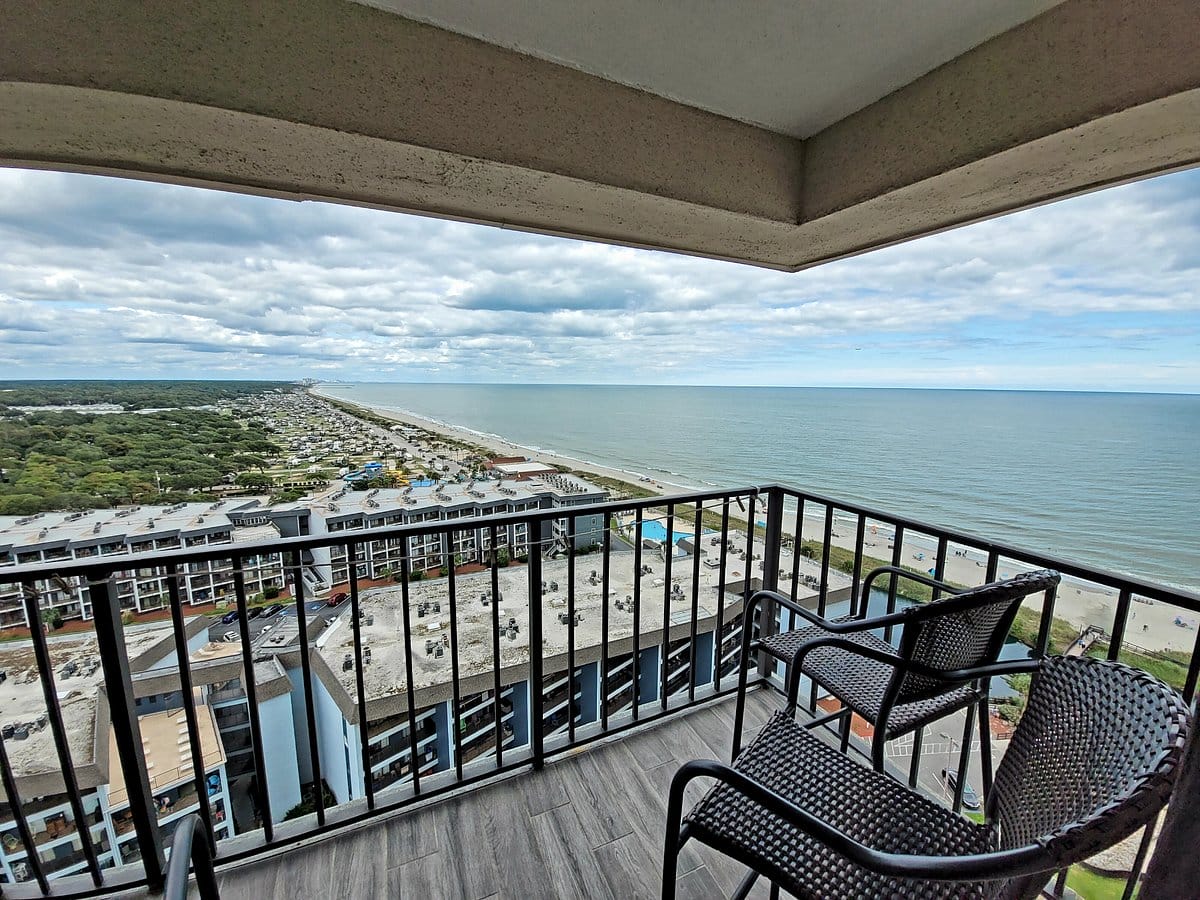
[220,610,239,625]
[246,606,263,620]
[220,631,239,643]
[262,603,285,618]
[327,591,349,607]
[941,768,982,811]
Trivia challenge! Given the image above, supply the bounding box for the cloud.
[0,165,1198,389]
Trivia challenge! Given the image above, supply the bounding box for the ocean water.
[317,384,1200,593]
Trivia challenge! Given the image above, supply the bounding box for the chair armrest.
[785,635,907,703]
[861,565,966,600]
[749,590,908,634]
[670,759,1050,880]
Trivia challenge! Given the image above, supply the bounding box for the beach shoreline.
[309,386,1197,656]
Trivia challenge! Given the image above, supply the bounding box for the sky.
[0,166,1197,391]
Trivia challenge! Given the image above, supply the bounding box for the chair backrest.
[988,656,1189,898]
[889,569,1060,705]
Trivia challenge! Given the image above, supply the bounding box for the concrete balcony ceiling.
[2,0,1199,270]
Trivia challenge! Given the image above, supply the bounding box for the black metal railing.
[0,483,1195,899]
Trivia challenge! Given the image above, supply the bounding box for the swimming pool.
[635,520,695,545]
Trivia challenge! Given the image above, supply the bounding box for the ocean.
[317,384,1200,593]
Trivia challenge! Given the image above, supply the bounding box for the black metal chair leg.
[661,783,691,900]
[769,881,781,899]
[871,729,888,772]
[839,706,852,753]
[908,727,923,788]
[978,694,994,804]
[731,869,760,900]
[953,702,977,812]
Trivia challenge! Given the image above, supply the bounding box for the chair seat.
[762,623,979,738]
[686,711,995,899]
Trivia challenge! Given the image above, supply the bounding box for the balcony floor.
[214,689,783,899]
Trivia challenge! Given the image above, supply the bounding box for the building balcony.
[0,484,1196,899]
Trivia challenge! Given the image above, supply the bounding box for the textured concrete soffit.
[1,0,1199,269]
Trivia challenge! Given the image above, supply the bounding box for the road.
[209,598,349,647]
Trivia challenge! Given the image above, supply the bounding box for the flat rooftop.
[319,529,848,704]
[0,623,178,781]
[0,496,278,554]
[107,701,226,808]
[315,474,605,522]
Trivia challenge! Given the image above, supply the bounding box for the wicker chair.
[731,568,1061,793]
[663,655,1190,900]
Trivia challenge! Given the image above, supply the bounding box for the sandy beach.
[311,387,1195,656]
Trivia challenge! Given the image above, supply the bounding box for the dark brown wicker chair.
[731,568,1061,794]
[663,655,1190,900]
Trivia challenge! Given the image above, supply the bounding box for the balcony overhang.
[1,0,1198,271]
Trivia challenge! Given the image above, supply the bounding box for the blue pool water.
[636,520,693,544]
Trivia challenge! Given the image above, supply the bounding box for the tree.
[43,608,64,630]
[231,453,269,472]
[496,547,511,568]
[235,472,273,489]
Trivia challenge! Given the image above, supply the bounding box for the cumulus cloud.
[0,165,1197,389]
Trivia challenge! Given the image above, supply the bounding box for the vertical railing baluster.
[446,533,463,782]
[0,723,49,894]
[1183,628,1200,704]
[884,525,905,644]
[714,498,730,690]
[398,553,421,795]
[489,525,504,766]
[743,493,763,683]
[1108,589,1133,662]
[932,537,948,601]
[688,504,702,703]
[851,514,866,617]
[23,581,103,887]
[165,564,216,855]
[567,515,577,742]
[789,498,805,601]
[85,571,164,888]
[661,504,674,711]
[600,515,612,731]
[346,542,374,809]
[528,529,545,768]
[817,505,833,615]
[289,549,325,826]
[632,507,643,722]
[1034,581,1059,658]
[231,555,273,838]
[985,551,999,584]
[761,488,782,595]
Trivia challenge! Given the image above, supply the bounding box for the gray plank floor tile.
[215,690,785,900]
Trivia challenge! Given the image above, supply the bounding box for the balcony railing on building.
[0,484,1196,898]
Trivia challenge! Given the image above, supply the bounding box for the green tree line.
[0,409,282,515]
[0,380,294,411]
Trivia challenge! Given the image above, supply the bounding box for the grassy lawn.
[1067,866,1136,900]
